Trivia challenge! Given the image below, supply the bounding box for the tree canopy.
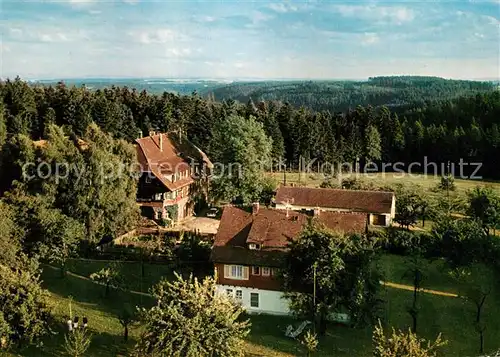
[1,77,499,180]
[209,114,273,204]
[136,273,250,357]
[282,222,382,334]
[1,123,139,244]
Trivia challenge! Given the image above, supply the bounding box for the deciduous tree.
[135,273,250,357]
[209,115,272,204]
[282,223,382,335]
[90,263,123,298]
[373,321,447,357]
[0,264,52,350]
[467,187,500,234]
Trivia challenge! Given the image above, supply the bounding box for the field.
[6,255,500,357]
[268,171,500,197]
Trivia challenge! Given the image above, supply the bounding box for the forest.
[1,76,500,181]
[1,76,500,356]
[202,76,497,113]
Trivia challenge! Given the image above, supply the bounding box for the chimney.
[159,133,163,152]
[252,202,260,215]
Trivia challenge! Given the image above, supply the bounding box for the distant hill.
[199,76,497,112]
[24,76,498,112]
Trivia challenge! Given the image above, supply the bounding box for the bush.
[375,228,438,257]
[437,175,456,192]
[320,179,339,189]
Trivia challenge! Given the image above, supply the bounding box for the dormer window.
[248,243,261,250]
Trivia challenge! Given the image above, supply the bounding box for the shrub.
[437,175,456,192]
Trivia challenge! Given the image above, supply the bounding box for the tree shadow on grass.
[40,267,154,317]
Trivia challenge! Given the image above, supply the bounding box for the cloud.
[245,11,274,28]
[333,4,415,24]
[166,48,192,58]
[1,0,498,79]
[362,32,380,45]
[268,3,298,13]
[129,28,185,44]
[8,26,87,43]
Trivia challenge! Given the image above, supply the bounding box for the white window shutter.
[243,266,249,280]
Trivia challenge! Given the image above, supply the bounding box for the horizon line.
[2,75,499,82]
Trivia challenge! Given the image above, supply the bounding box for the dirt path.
[44,264,153,297]
[380,281,459,297]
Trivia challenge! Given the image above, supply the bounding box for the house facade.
[135,131,212,223]
[211,203,367,315]
[274,186,396,226]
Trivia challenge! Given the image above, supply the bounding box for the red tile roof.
[275,186,394,214]
[135,132,212,191]
[211,206,367,266]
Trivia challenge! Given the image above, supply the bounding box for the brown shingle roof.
[135,132,212,191]
[275,186,394,214]
[211,206,367,266]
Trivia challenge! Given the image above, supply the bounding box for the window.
[250,293,259,308]
[231,265,243,279]
[226,289,233,296]
[145,176,151,184]
[224,265,248,280]
[262,267,270,276]
[251,266,260,275]
[235,290,242,300]
[249,243,261,250]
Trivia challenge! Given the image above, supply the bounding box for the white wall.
[368,213,392,226]
[216,285,291,316]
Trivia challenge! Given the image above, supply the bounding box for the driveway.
[171,216,220,235]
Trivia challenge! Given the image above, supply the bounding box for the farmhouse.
[135,131,212,223]
[274,185,396,226]
[211,203,367,315]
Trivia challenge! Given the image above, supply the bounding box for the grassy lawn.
[268,171,500,197]
[65,258,177,294]
[6,267,153,357]
[6,255,500,356]
[378,254,500,356]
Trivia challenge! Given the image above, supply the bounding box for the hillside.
[200,76,497,112]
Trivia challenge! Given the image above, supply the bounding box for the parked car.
[206,207,219,218]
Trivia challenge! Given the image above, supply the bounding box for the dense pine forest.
[1,76,499,179]
[202,76,497,113]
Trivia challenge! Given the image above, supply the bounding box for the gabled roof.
[275,186,394,214]
[135,132,212,191]
[211,206,367,267]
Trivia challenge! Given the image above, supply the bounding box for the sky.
[1,0,499,80]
